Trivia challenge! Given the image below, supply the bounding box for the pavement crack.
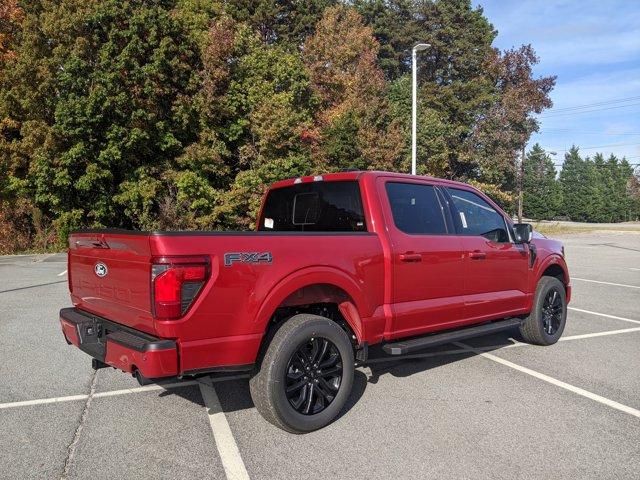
[0,280,67,294]
[60,370,98,480]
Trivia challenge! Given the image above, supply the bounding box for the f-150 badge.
[224,252,273,267]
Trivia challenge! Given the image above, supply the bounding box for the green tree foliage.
[522,144,560,219]
[13,0,635,254]
[303,5,403,172]
[556,147,637,222]
[222,0,336,47]
[1,0,202,245]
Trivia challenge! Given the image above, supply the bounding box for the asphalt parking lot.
[1,231,639,479]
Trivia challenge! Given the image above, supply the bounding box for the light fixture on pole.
[412,43,430,176]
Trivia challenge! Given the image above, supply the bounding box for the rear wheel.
[519,276,567,345]
[249,314,354,433]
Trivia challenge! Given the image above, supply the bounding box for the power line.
[539,102,640,118]
[551,163,640,167]
[539,130,640,136]
[544,141,640,151]
[548,95,640,113]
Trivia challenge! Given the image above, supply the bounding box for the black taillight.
[151,256,210,320]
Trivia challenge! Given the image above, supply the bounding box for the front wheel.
[519,276,567,345]
[249,314,355,433]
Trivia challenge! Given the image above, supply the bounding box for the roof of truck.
[268,170,472,190]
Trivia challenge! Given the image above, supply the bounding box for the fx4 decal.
[224,252,273,267]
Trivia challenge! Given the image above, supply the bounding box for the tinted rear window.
[385,182,448,234]
[259,181,367,232]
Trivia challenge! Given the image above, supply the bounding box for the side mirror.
[514,223,533,244]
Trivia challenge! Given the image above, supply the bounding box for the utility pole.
[411,43,430,175]
[518,147,525,223]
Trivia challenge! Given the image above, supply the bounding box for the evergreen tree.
[616,157,635,221]
[559,147,589,221]
[522,144,560,219]
[557,149,637,222]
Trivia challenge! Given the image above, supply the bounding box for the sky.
[474,0,640,169]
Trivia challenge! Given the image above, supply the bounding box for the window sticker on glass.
[264,217,274,229]
[459,211,468,228]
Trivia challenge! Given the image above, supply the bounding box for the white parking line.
[572,277,640,289]
[569,307,640,325]
[630,268,640,272]
[0,380,198,410]
[560,327,640,341]
[199,377,250,480]
[0,393,89,410]
[367,326,640,365]
[58,269,67,276]
[2,316,638,413]
[454,342,640,419]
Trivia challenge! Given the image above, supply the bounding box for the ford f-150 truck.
[60,171,570,432]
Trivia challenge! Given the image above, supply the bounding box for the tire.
[249,314,355,433]
[519,276,567,345]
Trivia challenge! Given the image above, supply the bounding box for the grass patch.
[533,221,640,236]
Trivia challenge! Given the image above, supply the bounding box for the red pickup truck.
[60,171,570,432]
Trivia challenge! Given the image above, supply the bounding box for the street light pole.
[412,43,430,176]
[517,147,525,223]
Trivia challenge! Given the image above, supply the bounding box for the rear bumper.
[59,308,178,379]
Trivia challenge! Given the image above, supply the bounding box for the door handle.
[469,250,486,260]
[399,253,422,262]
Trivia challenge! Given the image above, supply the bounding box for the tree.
[469,45,555,188]
[613,157,634,221]
[0,0,561,252]
[359,0,555,188]
[0,0,22,62]
[303,5,403,172]
[522,144,560,219]
[627,167,640,221]
[0,0,202,242]
[222,0,336,47]
[557,148,638,222]
[198,19,318,228]
[559,147,588,221]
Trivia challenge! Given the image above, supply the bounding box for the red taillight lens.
[152,256,210,320]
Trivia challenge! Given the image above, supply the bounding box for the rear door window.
[259,181,366,232]
[385,182,448,234]
[446,187,510,242]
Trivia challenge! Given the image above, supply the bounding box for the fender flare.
[535,254,569,284]
[254,266,369,343]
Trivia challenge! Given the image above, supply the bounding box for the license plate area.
[76,317,107,360]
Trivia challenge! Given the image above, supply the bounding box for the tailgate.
[68,231,155,334]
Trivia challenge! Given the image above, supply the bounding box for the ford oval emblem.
[94,262,108,278]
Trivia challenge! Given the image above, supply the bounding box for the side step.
[382,318,524,355]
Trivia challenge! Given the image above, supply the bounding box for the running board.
[382,318,524,355]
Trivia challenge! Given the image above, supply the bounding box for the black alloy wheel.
[285,337,343,415]
[541,289,563,335]
[249,314,355,432]
[519,276,567,346]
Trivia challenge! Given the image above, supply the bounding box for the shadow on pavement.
[154,328,522,421]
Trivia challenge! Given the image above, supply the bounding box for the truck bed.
[68,229,384,373]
